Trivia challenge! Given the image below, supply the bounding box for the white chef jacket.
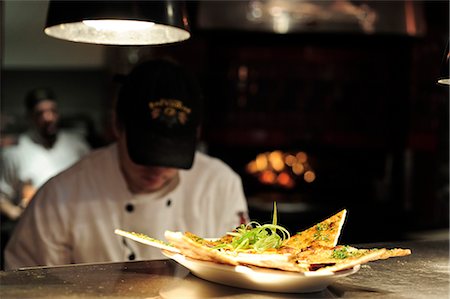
[0,130,90,205]
[4,144,249,269]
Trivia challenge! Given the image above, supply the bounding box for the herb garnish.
[313,223,330,241]
[332,246,350,259]
[220,202,291,253]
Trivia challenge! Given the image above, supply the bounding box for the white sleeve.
[68,132,91,157]
[0,147,21,204]
[77,137,91,156]
[214,172,249,235]
[4,180,71,269]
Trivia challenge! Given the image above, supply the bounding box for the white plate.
[162,251,360,293]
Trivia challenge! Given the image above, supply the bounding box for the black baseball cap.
[116,59,202,169]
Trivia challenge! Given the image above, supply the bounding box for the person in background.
[4,59,249,269]
[0,87,90,221]
[0,87,91,269]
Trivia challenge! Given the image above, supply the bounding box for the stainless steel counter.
[1,239,448,298]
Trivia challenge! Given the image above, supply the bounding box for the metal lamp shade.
[44,1,190,45]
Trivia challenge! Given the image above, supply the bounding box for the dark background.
[152,1,449,244]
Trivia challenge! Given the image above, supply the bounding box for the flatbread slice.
[164,231,239,265]
[115,229,302,271]
[166,231,311,272]
[314,248,387,272]
[115,206,411,274]
[114,229,180,253]
[228,251,309,272]
[298,245,411,272]
[281,209,347,251]
[379,248,412,259]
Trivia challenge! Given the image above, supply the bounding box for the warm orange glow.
[246,149,316,189]
[284,154,296,166]
[238,65,249,81]
[255,153,268,171]
[296,151,307,163]
[277,172,294,188]
[246,161,258,174]
[292,162,304,175]
[304,170,316,183]
[269,150,282,160]
[269,150,285,171]
[404,0,417,36]
[259,170,276,184]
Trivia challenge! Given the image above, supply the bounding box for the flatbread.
[314,248,387,272]
[116,207,411,273]
[295,245,411,272]
[114,229,180,253]
[166,231,309,272]
[164,231,239,265]
[281,209,347,252]
[163,231,411,273]
[379,248,412,259]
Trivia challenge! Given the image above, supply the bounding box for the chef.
[5,58,249,269]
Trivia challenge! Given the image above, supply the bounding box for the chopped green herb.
[332,246,350,259]
[312,222,332,241]
[316,223,329,231]
[313,232,330,241]
[220,202,291,253]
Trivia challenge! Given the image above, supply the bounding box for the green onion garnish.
[220,202,291,253]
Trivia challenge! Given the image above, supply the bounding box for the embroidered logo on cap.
[148,99,191,127]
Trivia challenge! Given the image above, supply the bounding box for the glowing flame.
[246,150,316,189]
